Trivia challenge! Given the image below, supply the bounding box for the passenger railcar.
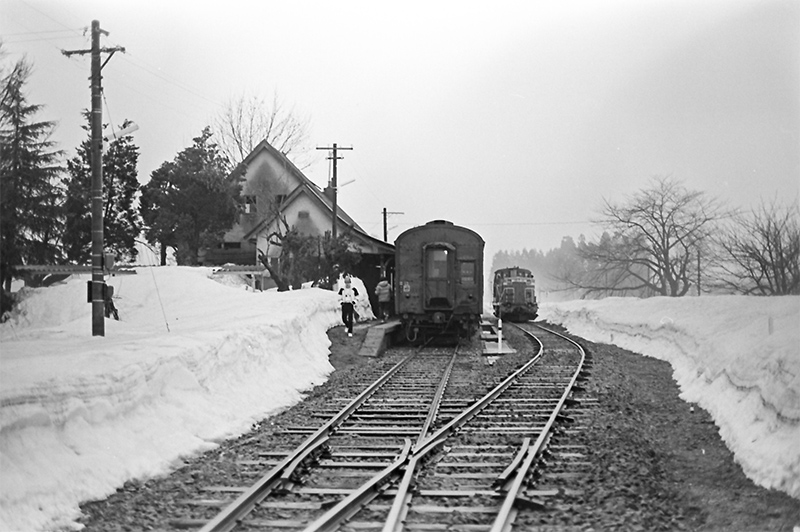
[492,266,539,322]
[394,220,484,343]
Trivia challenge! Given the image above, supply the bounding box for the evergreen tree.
[63,115,141,263]
[0,55,64,292]
[140,127,239,265]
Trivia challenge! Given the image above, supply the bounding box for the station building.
[199,140,395,307]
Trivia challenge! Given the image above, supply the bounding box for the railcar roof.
[395,220,484,243]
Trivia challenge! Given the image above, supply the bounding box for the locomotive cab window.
[525,288,535,303]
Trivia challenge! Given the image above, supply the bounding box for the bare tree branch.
[213,90,312,168]
[563,176,725,297]
[711,198,799,295]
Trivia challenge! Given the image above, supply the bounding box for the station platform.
[480,320,516,355]
[357,320,402,358]
[353,319,515,357]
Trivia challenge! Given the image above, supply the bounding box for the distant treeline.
[490,236,585,302]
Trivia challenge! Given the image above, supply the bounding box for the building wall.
[226,149,303,243]
[256,194,328,259]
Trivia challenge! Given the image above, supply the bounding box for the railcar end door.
[423,245,453,308]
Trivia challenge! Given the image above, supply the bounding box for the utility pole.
[382,208,404,242]
[316,143,352,239]
[63,21,125,337]
[697,249,701,296]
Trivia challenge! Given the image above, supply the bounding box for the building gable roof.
[236,140,392,254]
[232,139,314,190]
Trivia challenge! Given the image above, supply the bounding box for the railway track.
[167,322,592,531]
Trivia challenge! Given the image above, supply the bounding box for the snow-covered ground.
[539,296,799,499]
[0,268,797,531]
[0,268,374,532]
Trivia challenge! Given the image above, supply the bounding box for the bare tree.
[562,176,724,297]
[213,91,311,167]
[257,212,317,291]
[712,199,799,295]
[257,211,361,292]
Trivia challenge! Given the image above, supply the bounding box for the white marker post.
[497,318,503,353]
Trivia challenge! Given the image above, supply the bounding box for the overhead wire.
[337,151,394,237]
[111,50,224,110]
[9,0,225,125]
[102,90,116,139]
[2,35,87,44]
[2,29,82,36]
[19,0,84,33]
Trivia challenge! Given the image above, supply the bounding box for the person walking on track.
[338,276,359,337]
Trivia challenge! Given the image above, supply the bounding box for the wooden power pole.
[63,21,124,336]
[382,207,403,242]
[316,143,352,239]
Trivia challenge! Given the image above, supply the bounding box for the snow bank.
[541,296,800,499]
[0,268,344,531]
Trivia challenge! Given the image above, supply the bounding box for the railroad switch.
[515,495,548,511]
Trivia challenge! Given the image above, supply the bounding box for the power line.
[465,221,592,226]
[19,0,86,34]
[3,34,87,44]
[8,0,224,116]
[2,28,83,36]
[112,52,225,109]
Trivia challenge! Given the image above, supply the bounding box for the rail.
[489,323,588,531]
[198,352,418,532]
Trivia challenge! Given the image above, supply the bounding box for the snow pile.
[0,267,371,532]
[541,296,800,499]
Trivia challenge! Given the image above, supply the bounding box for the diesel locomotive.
[394,220,484,343]
[492,266,539,322]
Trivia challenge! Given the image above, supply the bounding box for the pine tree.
[140,127,240,265]
[62,115,142,263]
[0,56,64,292]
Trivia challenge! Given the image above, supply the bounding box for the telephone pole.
[382,208,404,242]
[63,21,125,337]
[316,143,352,239]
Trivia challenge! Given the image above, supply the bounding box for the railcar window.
[427,249,449,278]
[460,261,475,285]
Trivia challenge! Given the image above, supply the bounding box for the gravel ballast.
[75,321,800,531]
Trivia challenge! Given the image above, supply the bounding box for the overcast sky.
[2,0,798,259]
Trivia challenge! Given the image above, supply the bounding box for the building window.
[243,195,257,214]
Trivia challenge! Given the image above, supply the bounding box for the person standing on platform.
[374,277,392,322]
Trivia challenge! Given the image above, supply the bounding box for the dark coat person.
[374,278,392,321]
